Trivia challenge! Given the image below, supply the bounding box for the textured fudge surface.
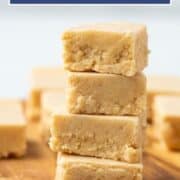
[63,22,148,76]
[41,91,65,140]
[153,96,180,150]
[50,113,142,163]
[0,100,26,158]
[55,153,143,180]
[147,75,180,119]
[27,66,66,121]
[67,72,146,116]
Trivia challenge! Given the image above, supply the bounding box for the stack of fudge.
[49,22,148,180]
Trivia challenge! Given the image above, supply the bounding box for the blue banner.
[10,0,171,4]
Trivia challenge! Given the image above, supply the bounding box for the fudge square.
[62,22,148,76]
[67,72,146,116]
[0,99,26,158]
[49,113,143,163]
[41,90,65,141]
[147,75,180,120]
[55,153,143,180]
[26,66,66,121]
[153,95,180,150]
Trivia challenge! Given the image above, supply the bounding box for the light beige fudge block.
[55,153,143,180]
[27,66,67,121]
[147,75,180,120]
[26,89,41,121]
[50,112,143,163]
[41,91,65,141]
[63,22,148,76]
[0,100,26,158]
[67,72,146,117]
[153,95,180,150]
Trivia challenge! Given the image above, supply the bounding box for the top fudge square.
[62,22,148,76]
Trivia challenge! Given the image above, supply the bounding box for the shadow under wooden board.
[0,121,180,180]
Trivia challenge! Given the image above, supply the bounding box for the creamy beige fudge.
[153,95,180,150]
[0,100,26,158]
[55,153,143,180]
[26,89,41,121]
[41,91,65,141]
[67,72,146,117]
[63,22,148,76]
[27,66,66,121]
[50,112,143,163]
[147,75,180,120]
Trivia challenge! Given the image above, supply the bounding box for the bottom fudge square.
[55,153,143,180]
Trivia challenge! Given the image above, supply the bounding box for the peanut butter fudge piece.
[27,66,66,121]
[55,153,143,180]
[67,72,146,117]
[50,112,143,163]
[63,22,148,76]
[147,75,180,120]
[41,91,65,141]
[30,66,67,90]
[26,89,41,121]
[153,95,180,150]
[0,100,26,158]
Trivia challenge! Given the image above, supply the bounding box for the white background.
[0,0,179,97]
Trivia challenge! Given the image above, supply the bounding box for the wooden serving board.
[0,121,180,180]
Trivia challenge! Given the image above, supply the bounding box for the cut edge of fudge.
[62,22,148,76]
[67,72,146,117]
[49,113,143,163]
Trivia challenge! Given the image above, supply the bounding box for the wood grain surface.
[0,121,180,180]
